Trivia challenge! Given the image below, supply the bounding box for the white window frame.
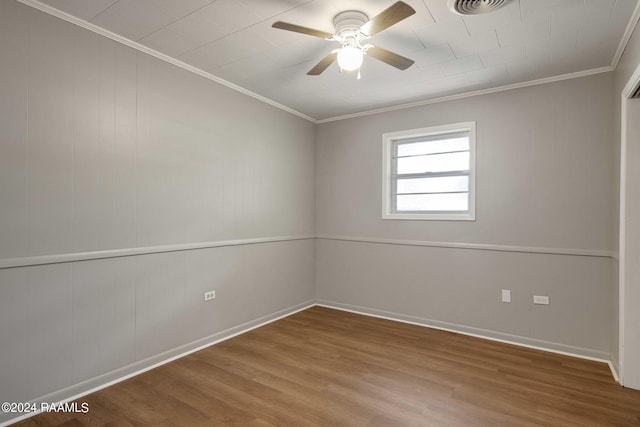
[382,122,476,221]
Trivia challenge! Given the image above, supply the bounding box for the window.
[382,122,476,221]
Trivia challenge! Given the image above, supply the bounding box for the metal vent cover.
[449,0,511,15]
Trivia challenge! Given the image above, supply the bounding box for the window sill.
[382,212,476,221]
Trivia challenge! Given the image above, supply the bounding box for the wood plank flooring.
[15,306,640,426]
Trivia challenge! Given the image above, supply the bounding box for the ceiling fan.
[272,1,416,77]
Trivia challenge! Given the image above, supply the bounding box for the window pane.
[396,193,469,212]
[397,151,470,174]
[397,137,469,157]
[397,176,468,194]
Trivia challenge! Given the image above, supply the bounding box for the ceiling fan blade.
[272,21,334,39]
[360,1,416,36]
[366,46,414,70]
[307,52,338,75]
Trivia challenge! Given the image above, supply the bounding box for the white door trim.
[619,62,640,386]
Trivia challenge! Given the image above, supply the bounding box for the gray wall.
[0,1,315,420]
[316,73,615,358]
[0,0,632,420]
[613,20,640,388]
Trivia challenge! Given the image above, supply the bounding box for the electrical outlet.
[204,290,216,301]
[533,295,549,305]
[501,289,511,303]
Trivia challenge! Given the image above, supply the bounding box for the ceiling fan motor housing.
[333,10,369,38]
[449,0,511,15]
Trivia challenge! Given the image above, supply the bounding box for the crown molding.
[316,66,614,123]
[14,0,640,125]
[611,0,640,69]
[14,0,318,123]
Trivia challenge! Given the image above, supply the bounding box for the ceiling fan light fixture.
[271,2,416,76]
[337,45,364,71]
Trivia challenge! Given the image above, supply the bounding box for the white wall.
[316,73,615,358]
[0,1,316,422]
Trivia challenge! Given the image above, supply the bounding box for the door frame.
[619,62,640,386]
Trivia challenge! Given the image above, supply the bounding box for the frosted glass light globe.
[337,45,363,71]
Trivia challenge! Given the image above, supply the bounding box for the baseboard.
[1,298,619,426]
[315,299,613,365]
[609,355,620,383]
[0,300,316,427]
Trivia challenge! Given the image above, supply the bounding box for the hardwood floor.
[16,306,640,426]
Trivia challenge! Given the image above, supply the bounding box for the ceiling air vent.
[449,0,512,15]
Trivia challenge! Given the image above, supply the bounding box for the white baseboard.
[0,300,316,427]
[2,298,619,426]
[609,355,620,383]
[315,299,614,367]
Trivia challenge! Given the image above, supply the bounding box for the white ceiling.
[35,0,639,121]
